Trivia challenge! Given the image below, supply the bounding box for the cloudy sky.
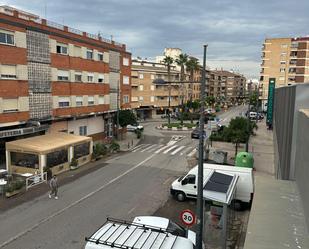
[2,0,309,79]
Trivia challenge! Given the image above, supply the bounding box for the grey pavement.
[244,122,309,249]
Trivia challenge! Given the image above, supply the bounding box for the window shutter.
[3,99,18,111]
[1,65,16,75]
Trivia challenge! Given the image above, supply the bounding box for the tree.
[186,57,200,123]
[205,96,216,107]
[249,93,258,107]
[175,53,189,125]
[163,56,174,125]
[115,110,137,127]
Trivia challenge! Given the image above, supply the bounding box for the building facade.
[0,5,131,163]
[260,37,309,103]
[131,59,181,118]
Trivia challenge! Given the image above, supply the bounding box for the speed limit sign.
[180,209,196,226]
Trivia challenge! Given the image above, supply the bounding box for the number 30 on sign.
[180,209,196,226]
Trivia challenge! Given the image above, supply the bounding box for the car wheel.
[176,191,186,202]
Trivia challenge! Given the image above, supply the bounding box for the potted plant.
[70,157,78,170]
[5,180,25,198]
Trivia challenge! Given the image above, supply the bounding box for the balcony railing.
[0,124,49,139]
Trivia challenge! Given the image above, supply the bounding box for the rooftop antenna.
[44,2,47,19]
[111,35,113,41]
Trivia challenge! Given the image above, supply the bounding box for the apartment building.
[214,70,246,105]
[131,59,181,118]
[0,6,131,162]
[260,37,309,103]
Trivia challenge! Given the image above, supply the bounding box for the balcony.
[0,124,49,139]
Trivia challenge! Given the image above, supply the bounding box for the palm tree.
[186,57,199,123]
[175,53,188,125]
[163,56,174,125]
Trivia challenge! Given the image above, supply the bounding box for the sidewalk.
[117,131,141,151]
[243,122,309,249]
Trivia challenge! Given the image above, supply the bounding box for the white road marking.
[187,148,197,157]
[132,144,150,152]
[154,145,170,154]
[167,140,177,146]
[131,144,144,151]
[140,144,157,152]
[163,145,178,154]
[163,176,174,185]
[170,146,186,155]
[128,206,137,214]
[180,146,193,156]
[147,144,164,152]
[0,153,156,248]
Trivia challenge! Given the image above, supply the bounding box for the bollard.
[128,142,130,148]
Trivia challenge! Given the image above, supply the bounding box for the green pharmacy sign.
[266,78,275,126]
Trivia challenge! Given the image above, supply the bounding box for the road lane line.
[140,144,157,152]
[170,146,185,155]
[163,145,178,154]
[180,146,193,156]
[163,176,174,185]
[154,145,170,154]
[128,206,137,214]
[0,153,156,248]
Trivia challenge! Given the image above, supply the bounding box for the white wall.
[67,116,104,136]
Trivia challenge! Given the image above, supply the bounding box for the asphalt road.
[0,106,245,249]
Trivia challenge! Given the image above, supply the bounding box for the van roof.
[188,163,253,174]
[85,218,194,249]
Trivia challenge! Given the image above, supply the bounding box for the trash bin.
[235,152,254,168]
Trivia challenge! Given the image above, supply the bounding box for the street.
[0,106,246,249]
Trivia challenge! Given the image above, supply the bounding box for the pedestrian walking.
[48,175,59,199]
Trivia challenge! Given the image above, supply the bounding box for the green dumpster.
[235,152,254,168]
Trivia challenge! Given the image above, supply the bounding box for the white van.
[170,163,254,209]
[85,218,194,249]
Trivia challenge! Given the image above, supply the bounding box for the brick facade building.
[0,5,131,164]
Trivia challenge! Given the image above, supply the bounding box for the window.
[280,52,286,56]
[58,97,70,107]
[46,149,68,168]
[87,73,94,83]
[57,70,69,81]
[0,30,14,45]
[2,99,18,112]
[74,142,89,157]
[151,74,155,80]
[10,152,39,169]
[139,85,144,91]
[79,127,87,136]
[76,96,83,106]
[184,174,196,184]
[150,96,155,102]
[0,65,16,79]
[139,96,144,101]
[99,96,105,104]
[56,43,68,55]
[280,61,286,65]
[123,57,129,66]
[74,46,81,57]
[280,68,286,73]
[88,96,94,105]
[281,44,288,48]
[75,72,82,82]
[123,76,129,85]
[86,49,93,59]
[98,74,104,83]
[123,95,129,103]
[289,68,296,73]
[139,74,144,79]
[150,85,155,91]
[279,76,285,81]
[98,53,103,61]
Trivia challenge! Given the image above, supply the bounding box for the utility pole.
[196,44,207,249]
[245,81,252,152]
[168,65,171,125]
[116,80,120,140]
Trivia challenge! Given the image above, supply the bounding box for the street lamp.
[154,45,208,249]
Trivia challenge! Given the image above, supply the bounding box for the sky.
[1,0,309,79]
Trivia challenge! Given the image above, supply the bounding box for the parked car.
[133,216,196,246]
[191,128,206,139]
[126,123,144,132]
[85,217,194,249]
[170,163,254,210]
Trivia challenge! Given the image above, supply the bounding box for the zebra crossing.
[131,143,197,157]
